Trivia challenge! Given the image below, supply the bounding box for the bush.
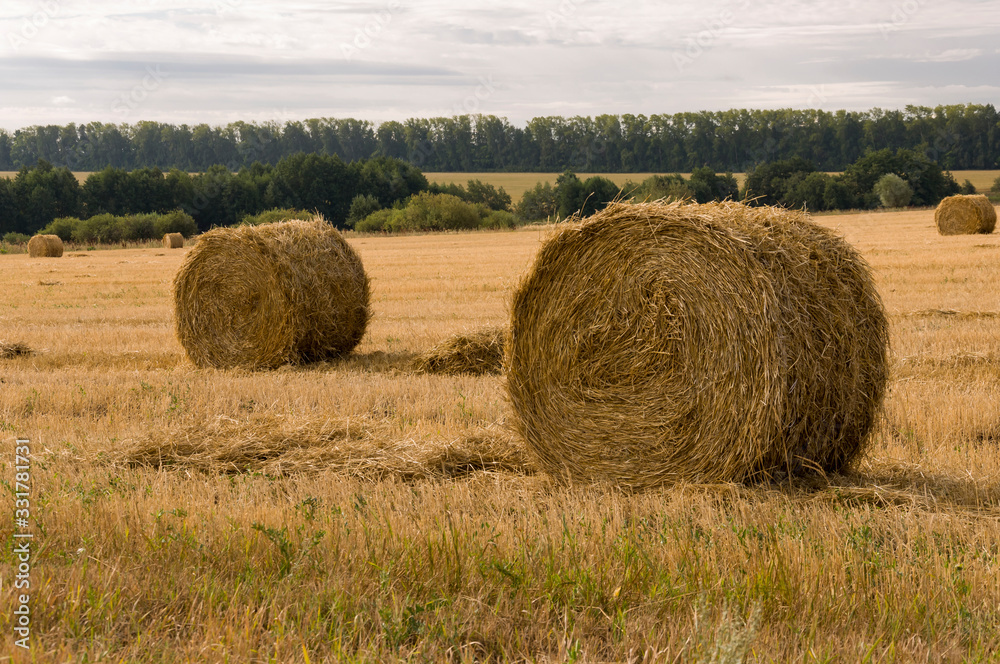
[119,213,158,241]
[38,217,81,241]
[480,210,519,230]
[992,176,1000,194]
[2,232,30,244]
[874,173,913,208]
[241,208,313,226]
[959,179,977,195]
[626,174,694,202]
[516,182,557,221]
[154,210,198,237]
[397,192,481,231]
[346,194,383,228]
[354,208,397,233]
[72,213,121,243]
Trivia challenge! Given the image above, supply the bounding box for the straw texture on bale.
[506,200,889,489]
[162,232,184,248]
[173,218,370,369]
[28,234,63,257]
[414,327,505,375]
[935,194,997,235]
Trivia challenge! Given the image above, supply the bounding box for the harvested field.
[2,208,1000,662]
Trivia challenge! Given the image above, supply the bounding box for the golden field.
[2,205,1000,662]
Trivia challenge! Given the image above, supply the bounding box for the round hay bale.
[505,200,889,488]
[414,326,505,375]
[935,194,997,235]
[27,234,64,257]
[173,218,370,369]
[163,232,184,249]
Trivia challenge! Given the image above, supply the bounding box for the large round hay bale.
[505,200,889,488]
[163,232,184,249]
[935,194,997,235]
[27,234,64,257]
[173,219,370,369]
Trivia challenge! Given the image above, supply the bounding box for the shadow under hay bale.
[506,200,889,489]
[162,232,184,249]
[935,194,997,235]
[116,414,532,479]
[173,218,370,369]
[414,327,506,375]
[0,341,34,358]
[28,234,64,257]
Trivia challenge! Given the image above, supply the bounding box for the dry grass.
[413,326,505,375]
[2,207,1000,661]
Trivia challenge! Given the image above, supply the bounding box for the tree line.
[0,147,969,239]
[0,154,428,235]
[1,104,997,174]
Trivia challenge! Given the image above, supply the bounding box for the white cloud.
[0,0,997,130]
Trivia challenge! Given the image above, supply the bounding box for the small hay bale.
[935,194,997,235]
[173,218,370,369]
[506,200,890,489]
[0,341,34,358]
[414,327,505,375]
[162,232,184,249]
[27,234,64,257]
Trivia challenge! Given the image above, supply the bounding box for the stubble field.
[2,206,1000,662]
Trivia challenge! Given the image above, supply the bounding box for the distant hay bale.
[27,234,63,257]
[162,232,184,249]
[935,194,997,235]
[173,218,370,369]
[414,327,505,375]
[506,200,890,489]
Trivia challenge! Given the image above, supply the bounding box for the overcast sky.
[1,0,998,131]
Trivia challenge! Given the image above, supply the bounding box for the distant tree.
[465,179,512,211]
[625,174,692,201]
[874,173,913,208]
[959,179,976,195]
[688,167,739,203]
[741,157,816,206]
[516,182,557,221]
[992,175,1000,194]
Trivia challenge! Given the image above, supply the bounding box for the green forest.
[0,146,971,239]
[1,104,998,173]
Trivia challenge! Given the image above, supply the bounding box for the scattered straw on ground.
[0,341,34,358]
[115,414,532,480]
[413,327,506,375]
